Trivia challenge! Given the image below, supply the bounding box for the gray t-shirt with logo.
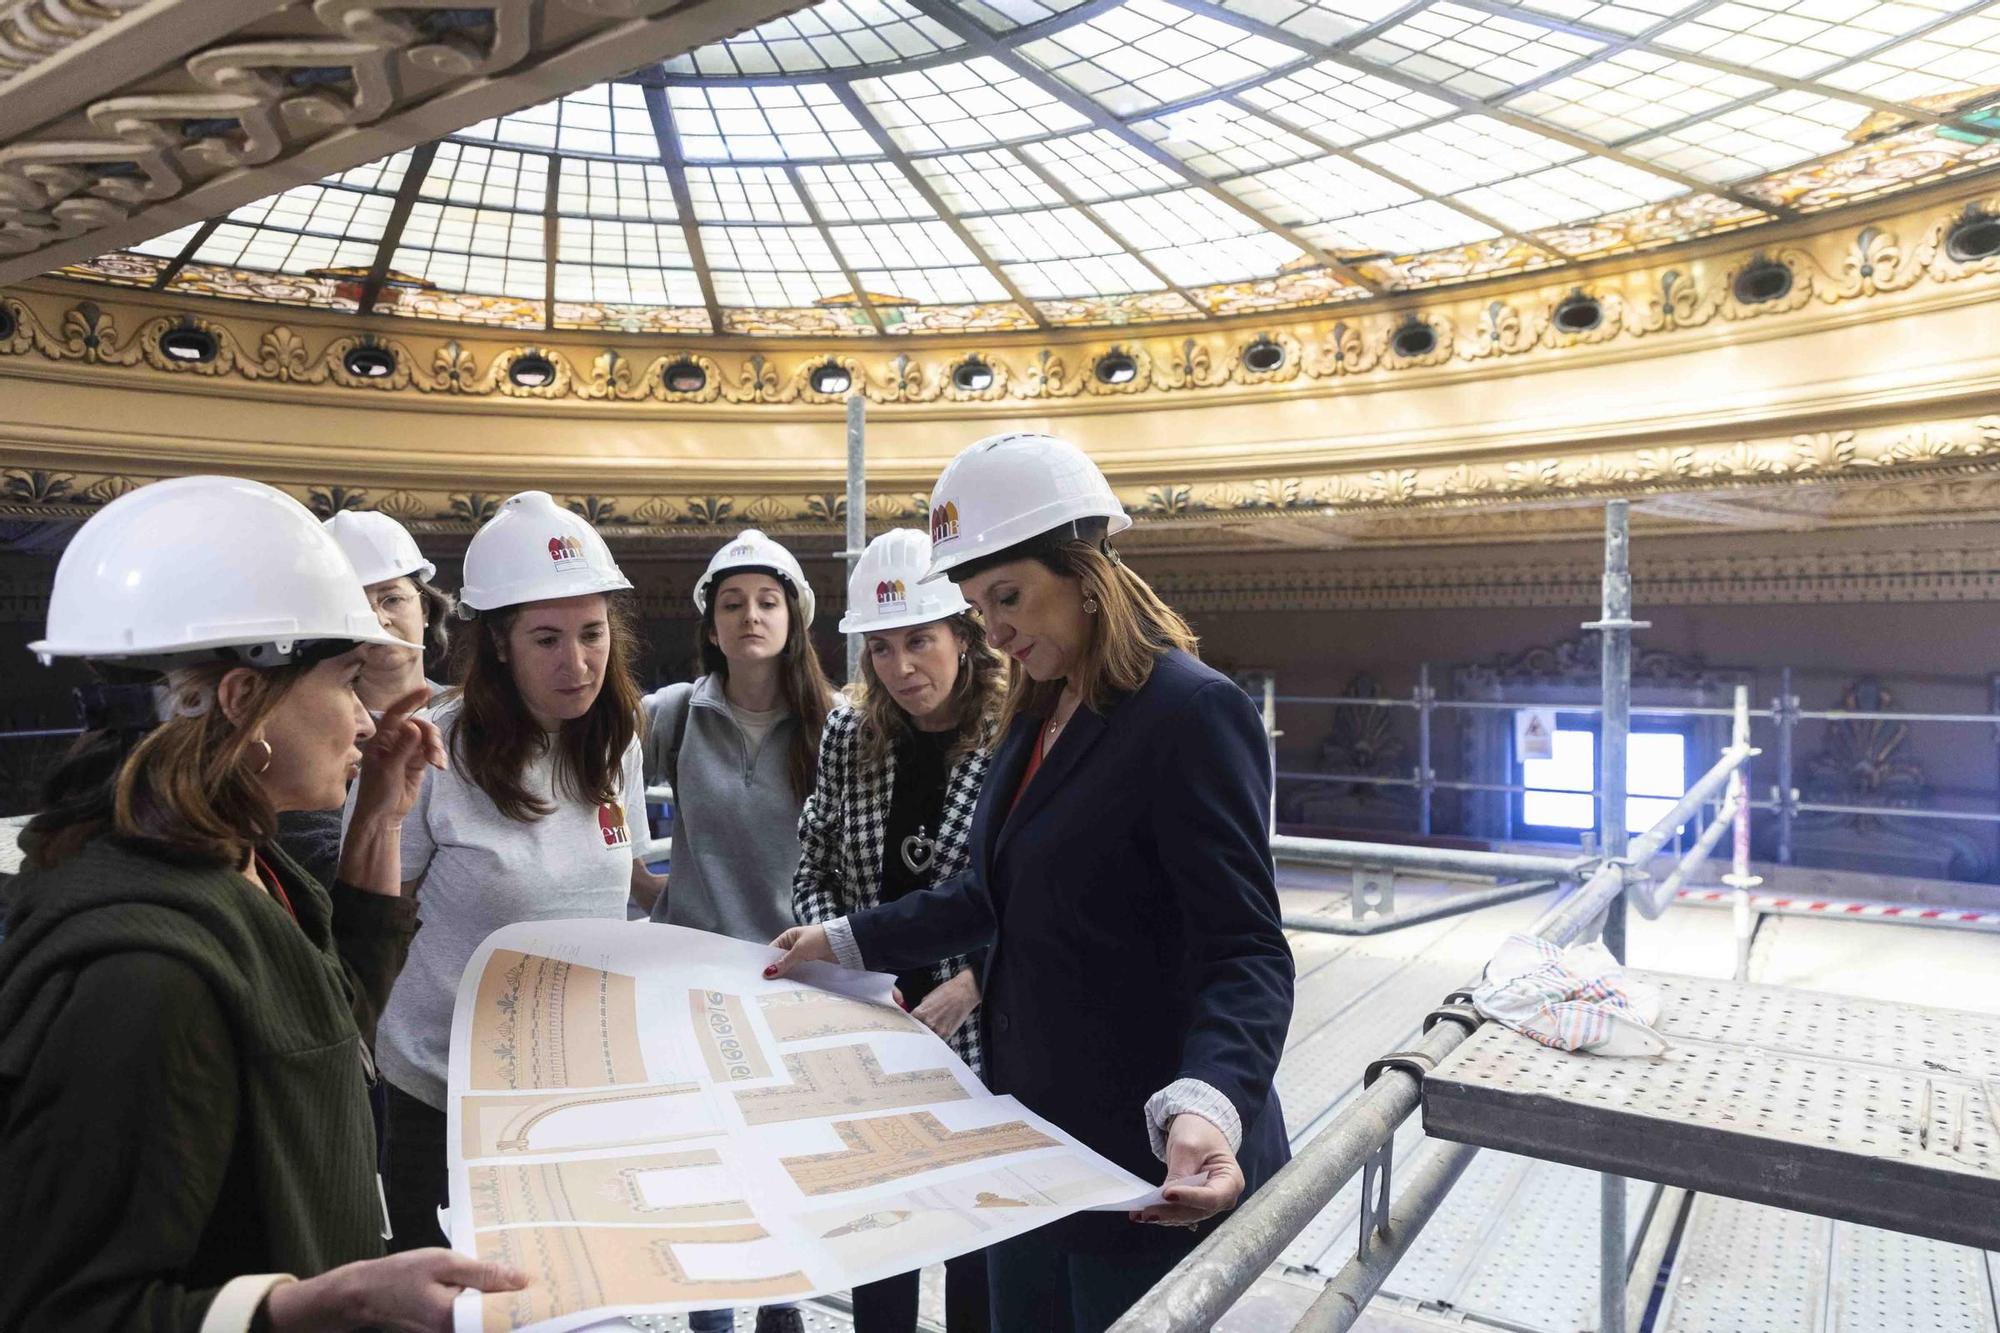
[376,695,647,1108]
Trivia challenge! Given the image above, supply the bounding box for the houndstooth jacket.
[793,702,988,1077]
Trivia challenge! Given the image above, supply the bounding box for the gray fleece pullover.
[643,673,806,943]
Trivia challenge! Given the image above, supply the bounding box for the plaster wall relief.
[1790,680,1991,882]
[3,197,2000,542]
[16,191,2000,408]
[14,415,1999,555]
[1277,674,1424,837]
[0,0,805,280]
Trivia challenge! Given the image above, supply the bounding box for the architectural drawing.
[471,949,646,1091]
[467,1149,754,1229]
[801,1156,1137,1272]
[459,1083,711,1159]
[781,1112,1057,1196]
[757,989,925,1042]
[445,921,1150,1324]
[734,1044,968,1126]
[473,1222,811,1331]
[690,989,773,1083]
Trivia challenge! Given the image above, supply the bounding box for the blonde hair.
[853,613,1008,770]
[996,541,1198,738]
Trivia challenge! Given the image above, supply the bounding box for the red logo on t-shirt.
[599,802,630,848]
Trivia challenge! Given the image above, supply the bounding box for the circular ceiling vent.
[158,324,220,364]
[1946,211,2000,263]
[662,359,707,394]
[1732,258,1793,305]
[1243,338,1286,373]
[1094,351,1137,385]
[1552,293,1603,333]
[1391,320,1437,358]
[342,344,398,379]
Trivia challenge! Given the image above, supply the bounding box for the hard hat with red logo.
[838,529,969,634]
[322,509,437,586]
[695,529,816,626]
[921,432,1130,583]
[30,475,422,669]
[456,490,631,614]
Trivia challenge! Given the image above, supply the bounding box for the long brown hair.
[25,661,308,871]
[854,613,1008,770]
[697,579,834,801]
[991,540,1198,739]
[446,591,643,823]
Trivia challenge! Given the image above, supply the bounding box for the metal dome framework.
[59,0,2000,336]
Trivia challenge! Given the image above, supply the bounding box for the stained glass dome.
[62,0,2000,335]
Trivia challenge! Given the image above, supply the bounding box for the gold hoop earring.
[1082,595,1099,615]
[250,738,273,775]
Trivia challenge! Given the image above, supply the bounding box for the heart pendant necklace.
[900,825,936,875]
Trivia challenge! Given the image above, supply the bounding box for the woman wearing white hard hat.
[321,509,454,695]
[642,528,833,1333]
[791,528,1006,1333]
[768,434,1294,1332]
[276,509,454,889]
[0,475,528,1331]
[373,490,657,1253]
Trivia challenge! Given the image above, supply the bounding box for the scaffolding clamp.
[1364,1050,1437,1089]
[1423,1003,1482,1036]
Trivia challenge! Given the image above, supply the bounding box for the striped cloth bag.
[1471,934,1669,1057]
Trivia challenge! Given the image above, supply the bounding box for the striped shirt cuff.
[201,1274,294,1333]
[1144,1079,1243,1160]
[823,916,866,970]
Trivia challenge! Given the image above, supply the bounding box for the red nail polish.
[763,966,777,977]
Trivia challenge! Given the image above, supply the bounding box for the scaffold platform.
[1421,970,2000,1251]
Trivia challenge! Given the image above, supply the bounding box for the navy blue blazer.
[848,649,1295,1252]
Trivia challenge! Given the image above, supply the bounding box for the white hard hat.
[323,509,436,586]
[922,432,1131,583]
[838,529,970,635]
[29,475,422,669]
[457,490,631,614]
[695,529,816,626]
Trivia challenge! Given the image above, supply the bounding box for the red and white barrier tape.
[1675,888,2000,926]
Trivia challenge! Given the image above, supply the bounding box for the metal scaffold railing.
[1110,500,1763,1333]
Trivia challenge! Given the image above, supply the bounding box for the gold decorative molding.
[1151,536,2000,612]
[5,414,1999,546]
[0,0,808,282]
[10,189,2000,410]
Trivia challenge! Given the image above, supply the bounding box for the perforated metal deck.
[1423,969,2000,1250]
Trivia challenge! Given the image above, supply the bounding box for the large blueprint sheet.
[447,920,1158,1332]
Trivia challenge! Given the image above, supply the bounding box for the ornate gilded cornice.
[1151,537,2000,612]
[7,188,1999,413]
[5,415,1998,544]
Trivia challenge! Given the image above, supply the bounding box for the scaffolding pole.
[1416,663,1435,837]
[844,393,865,683]
[1586,499,1641,1333]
